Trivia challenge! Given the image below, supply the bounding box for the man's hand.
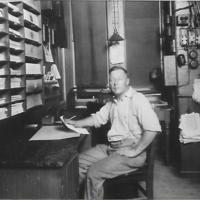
[64,119,82,128]
[117,147,139,157]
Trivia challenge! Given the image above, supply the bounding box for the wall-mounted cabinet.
[0,0,43,120]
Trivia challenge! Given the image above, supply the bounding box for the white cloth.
[179,112,200,143]
[192,79,200,103]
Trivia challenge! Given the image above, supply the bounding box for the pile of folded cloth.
[179,112,200,144]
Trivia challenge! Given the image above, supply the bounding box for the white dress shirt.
[92,87,161,144]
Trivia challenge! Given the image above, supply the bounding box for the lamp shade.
[109,29,124,42]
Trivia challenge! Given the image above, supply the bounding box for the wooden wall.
[125,1,160,88]
[71,1,160,89]
[72,0,108,87]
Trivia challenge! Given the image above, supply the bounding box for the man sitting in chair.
[66,66,161,200]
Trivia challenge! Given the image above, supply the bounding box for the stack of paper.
[60,115,89,135]
[0,96,7,104]
[9,28,22,38]
[11,102,24,116]
[10,40,23,51]
[8,14,20,24]
[26,63,41,74]
[0,68,5,75]
[0,52,7,61]
[10,68,23,75]
[0,107,8,119]
[10,55,23,63]
[8,3,20,13]
[0,8,4,18]
[0,78,6,89]
[26,93,42,109]
[179,112,200,143]
[11,94,23,102]
[11,77,22,88]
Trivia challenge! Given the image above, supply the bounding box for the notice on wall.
[43,45,54,63]
[109,42,125,64]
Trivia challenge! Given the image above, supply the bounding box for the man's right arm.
[66,116,95,128]
[66,102,111,128]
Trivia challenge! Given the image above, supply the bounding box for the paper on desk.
[29,126,80,141]
[60,116,89,135]
[64,123,89,134]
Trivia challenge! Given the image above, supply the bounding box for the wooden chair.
[104,136,157,200]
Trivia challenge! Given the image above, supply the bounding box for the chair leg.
[146,179,153,200]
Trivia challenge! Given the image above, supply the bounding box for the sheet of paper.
[109,42,125,64]
[60,116,90,135]
[29,126,80,141]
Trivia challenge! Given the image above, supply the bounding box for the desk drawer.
[25,43,42,59]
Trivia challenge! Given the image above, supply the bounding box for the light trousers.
[79,144,146,200]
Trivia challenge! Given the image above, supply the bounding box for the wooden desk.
[0,126,86,199]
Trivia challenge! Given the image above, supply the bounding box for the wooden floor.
[154,157,200,200]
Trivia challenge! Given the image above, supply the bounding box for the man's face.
[109,69,130,97]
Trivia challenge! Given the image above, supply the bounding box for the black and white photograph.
[0,0,200,199]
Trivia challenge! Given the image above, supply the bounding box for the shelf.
[0,45,8,50]
[10,87,25,91]
[9,61,24,68]
[25,56,41,63]
[0,2,6,8]
[10,60,25,65]
[24,20,41,32]
[9,19,23,29]
[26,90,43,95]
[9,32,24,42]
[0,32,8,37]
[23,2,40,15]
[26,74,43,78]
[0,61,8,66]
[0,88,10,93]
[8,3,22,17]
[0,17,7,23]
[25,38,41,47]
[11,99,25,104]
[10,47,24,54]
[0,102,10,107]
[0,0,43,120]
[0,74,9,77]
[10,74,25,77]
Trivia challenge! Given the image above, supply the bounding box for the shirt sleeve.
[92,102,111,128]
[134,93,162,132]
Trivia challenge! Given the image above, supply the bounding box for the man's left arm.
[117,130,158,157]
[118,93,160,157]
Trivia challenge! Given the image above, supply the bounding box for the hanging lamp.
[108,0,124,45]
